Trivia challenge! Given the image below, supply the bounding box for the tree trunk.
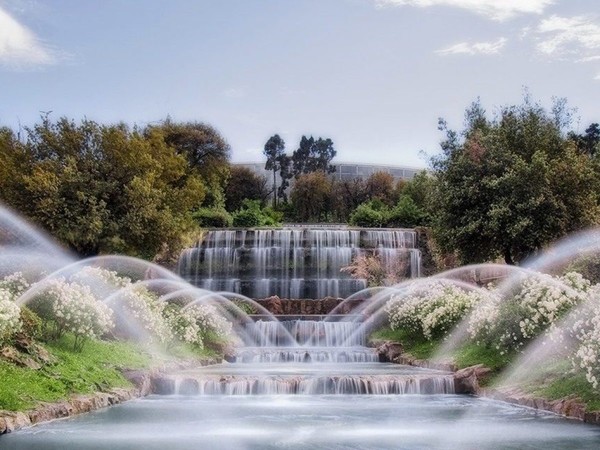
[272,170,277,208]
[503,247,515,265]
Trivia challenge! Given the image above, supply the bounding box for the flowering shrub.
[0,288,22,343]
[386,282,485,340]
[469,272,589,352]
[71,266,131,300]
[163,304,203,347]
[116,288,173,344]
[0,272,30,297]
[32,278,114,351]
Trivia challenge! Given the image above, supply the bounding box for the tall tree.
[431,97,600,265]
[291,136,336,178]
[263,134,285,207]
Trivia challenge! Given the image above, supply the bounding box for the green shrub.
[349,201,387,227]
[388,195,427,227]
[232,200,283,227]
[19,307,42,340]
[193,208,233,228]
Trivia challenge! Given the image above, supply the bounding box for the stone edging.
[0,357,220,435]
[371,339,600,425]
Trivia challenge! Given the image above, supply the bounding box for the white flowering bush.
[163,304,203,348]
[116,288,173,344]
[0,288,22,343]
[386,282,485,340]
[31,278,114,351]
[0,272,30,297]
[71,266,131,300]
[470,272,589,353]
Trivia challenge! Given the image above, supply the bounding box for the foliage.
[291,135,336,177]
[365,171,396,205]
[290,171,333,222]
[193,207,233,228]
[431,97,600,265]
[386,281,485,340]
[0,116,211,259]
[30,278,115,351]
[468,272,589,353]
[225,166,270,212]
[232,199,283,227]
[152,119,230,208]
[388,195,427,228]
[0,288,22,344]
[348,200,387,228]
[263,134,286,207]
[331,178,367,222]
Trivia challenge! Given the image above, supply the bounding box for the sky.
[0,0,599,168]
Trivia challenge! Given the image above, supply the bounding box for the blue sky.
[1,0,599,168]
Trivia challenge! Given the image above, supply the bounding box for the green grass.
[453,343,514,374]
[0,335,151,411]
[520,359,600,412]
[370,327,441,359]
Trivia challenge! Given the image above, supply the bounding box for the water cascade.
[178,227,421,299]
[156,318,455,396]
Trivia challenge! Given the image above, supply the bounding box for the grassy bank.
[0,335,151,411]
[371,326,600,410]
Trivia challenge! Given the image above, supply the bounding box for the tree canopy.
[431,97,600,265]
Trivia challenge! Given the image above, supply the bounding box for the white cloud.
[0,6,56,68]
[577,55,600,63]
[375,0,554,21]
[436,37,507,55]
[595,73,600,81]
[536,15,600,57]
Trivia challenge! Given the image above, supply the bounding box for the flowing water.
[3,318,600,449]
[177,228,421,299]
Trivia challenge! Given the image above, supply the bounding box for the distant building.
[233,161,424,183]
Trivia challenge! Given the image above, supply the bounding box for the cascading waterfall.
[161,318,455,396]
[178,227,421,299]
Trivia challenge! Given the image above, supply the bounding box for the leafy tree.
[263,134,285,207]
[290,171,333,222]
[152,119,231,208]
[431,97,600,265]
[0,117,206,258]
[225,166,270,212]
[569,123,600,157]
[388,195,426,228]
[291,136,336,177]
[365,171,396,205]
[331,178,367,222]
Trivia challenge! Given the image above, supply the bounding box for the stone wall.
[255,296,363,316]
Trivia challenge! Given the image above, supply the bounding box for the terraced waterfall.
[177,227,421,299]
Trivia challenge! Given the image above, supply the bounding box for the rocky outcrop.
[453,364,492,394]
[371,339,456,372]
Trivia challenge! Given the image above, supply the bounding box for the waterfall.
[178,227,421,299]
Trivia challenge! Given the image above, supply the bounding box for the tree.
[0,116,206,258]
[225,166,270,212]
[331,178,366,222]
[431,97,600,265]
[570,123,600,157]
[263,134,285,207]
[151,120,231,208]
[291,136,336,178]
[365,171,396,205]
[290,172,333,222]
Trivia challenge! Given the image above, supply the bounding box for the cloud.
[595,73,600,81]
[0,5,57,69]
[374,0,554,21]
[436,37,507,55]
[536,15,600,57]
